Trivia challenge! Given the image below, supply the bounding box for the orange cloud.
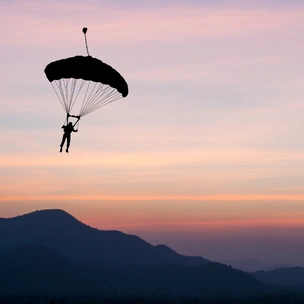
[1,193,304,202]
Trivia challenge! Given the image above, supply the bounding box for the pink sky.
[1,0,304,264]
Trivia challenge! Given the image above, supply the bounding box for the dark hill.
[0,209,208,265]
[0,244,274,297]
[0,243,76,270]
[100,262,272,296]
[0,244,94,295]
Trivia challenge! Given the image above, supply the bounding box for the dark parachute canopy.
[44,28,128,118]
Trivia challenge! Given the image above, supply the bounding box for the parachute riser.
[63,113,81,130]
[82,27,90,56]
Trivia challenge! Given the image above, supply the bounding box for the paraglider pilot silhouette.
[60,114,80,153]
[44,27,129,153]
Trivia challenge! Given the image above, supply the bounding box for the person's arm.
[73,116,80,128]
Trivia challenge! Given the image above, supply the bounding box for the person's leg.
[66,135,71,152]
[60,134,66,152]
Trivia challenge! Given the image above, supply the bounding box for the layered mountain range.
[0,209,299,297]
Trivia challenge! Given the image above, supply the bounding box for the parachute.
[44,28,128,124]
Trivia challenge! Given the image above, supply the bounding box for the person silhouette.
[60,115,80,153]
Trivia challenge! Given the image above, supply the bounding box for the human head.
[69,122,72,126]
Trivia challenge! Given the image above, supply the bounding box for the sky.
[1,0,304,265]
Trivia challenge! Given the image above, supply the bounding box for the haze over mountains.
[220,258,294,272]
[0,209,302,298]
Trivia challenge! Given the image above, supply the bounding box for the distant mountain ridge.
[253,267,304,286]
[220,258,293,272]
[0,209,209,265]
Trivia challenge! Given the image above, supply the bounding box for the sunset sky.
[1,0,304,265]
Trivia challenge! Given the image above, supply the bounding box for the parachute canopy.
[45,56,128,97]
[44,55,128,117]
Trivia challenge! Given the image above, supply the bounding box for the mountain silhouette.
[0,209,209,265]
[0,209,282,297]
